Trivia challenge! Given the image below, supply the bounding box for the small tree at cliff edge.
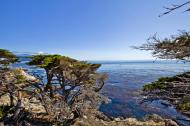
[0,49,19,68]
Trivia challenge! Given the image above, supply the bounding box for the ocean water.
[95,60,190,126]
[13,58,190,126]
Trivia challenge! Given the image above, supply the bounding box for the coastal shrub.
[178,72,190,78]
[179,102,190,111]
[15,74,27,84]
[0,106,4,119]
[0,105,13,120]
[157,76,177,82]
[13,69,27,84]
[143,77,170,91]
[143,75,183,91]
[143,82,165,91]
[179,96,190,111]
[0,49,19,68]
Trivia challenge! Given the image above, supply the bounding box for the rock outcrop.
[143,72,190,117]
[73,112,179,126]
[0,68,179,126]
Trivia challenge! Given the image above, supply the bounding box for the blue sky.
[0,0,189,60]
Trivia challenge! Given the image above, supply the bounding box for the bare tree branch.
[159,1,190,17]
[134,31,190,61]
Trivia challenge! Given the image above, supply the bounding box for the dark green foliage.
[0,49,19,67]
[28,54,62,69]
[177,72,190,78]
[143,72,190,116]
[143,82,164,91]
[134,31,190,61]
[13,69,27,82]
[143,77,170,91]
[28,54,77,70]
[28,54,103,98]
[143,75,181,91]
[28,55,78,97]
[26,54,107,123]
[0,105,13,120]
[179,96,190,111]
[179,102,190,111]
[28,54,101,83]
[15,74,27,84]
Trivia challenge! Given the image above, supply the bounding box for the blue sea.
[14,58,190,126]
[96,60,190,126]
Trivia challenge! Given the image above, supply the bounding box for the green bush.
[179,102,190,111]
[143,77,170,91]
[143,75,182,91]
[179,96,190,111]
[0,105,12,120]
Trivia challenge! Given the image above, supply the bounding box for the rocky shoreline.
[0,93,179,126]
[143,72,190,118]
[0,68,179,126]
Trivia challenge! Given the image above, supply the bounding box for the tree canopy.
[28,54,76,70]
[28,54,106,99]
[134,31,190,61]
[26,54,108,124]
[0,49,19,67]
